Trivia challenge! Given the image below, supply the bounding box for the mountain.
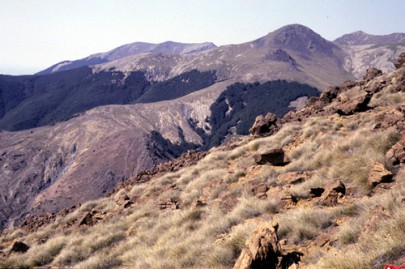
[0,24,403,231]
[92,24,353,94]
[1,53,404,269]
[37,41,217,75]
[335,31,405,79]
[335,31,405,46]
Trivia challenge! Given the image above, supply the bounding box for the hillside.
[0,78,318,230]
[335,31,405,79]
[1,53,404,269]
[0,24,402,233]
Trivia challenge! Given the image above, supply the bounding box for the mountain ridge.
[36,41,217,75]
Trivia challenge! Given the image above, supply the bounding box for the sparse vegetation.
[2,63,405,269]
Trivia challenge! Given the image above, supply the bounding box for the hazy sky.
[1,0,404,75]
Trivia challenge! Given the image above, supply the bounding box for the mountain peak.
[253,24,339,57]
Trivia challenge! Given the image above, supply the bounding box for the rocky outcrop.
[363,68,382,81]
[254,149,286,166]
[233,222,281,269]
[233,222,302,269]
[394,52,405,69]
[249,113,280,137]
[334,86,372,115]
[368,162,393,187]
[386,137,405,165]
[320,180,346,206]
[9,241,29,254]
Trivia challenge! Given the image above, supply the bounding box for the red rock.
[249,113,280,137]
[368,162,393,187]
[254,149,286,166]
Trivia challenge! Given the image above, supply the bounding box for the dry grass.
[315,188,405,269]
[1,100,404,269]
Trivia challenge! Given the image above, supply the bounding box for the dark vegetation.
[0,68,216,131]
[149,127,199,159]
[201,80,319,149]
[135,70,216,103]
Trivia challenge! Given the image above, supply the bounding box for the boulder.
[320,180,346,206]
[386,137,405,166]
[233,222,281,269]
[394,52,405,69]
[76,212,93,227]
[233,222,303,269]
[9,241,30,254]
[254,149,286,166]
[334,86,372,115]
[363,68,382,81]
[249,113,280,137]
[368,162,393,187]
[245,179,269,199]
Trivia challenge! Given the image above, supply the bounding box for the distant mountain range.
[0,24,404,229]
[37,41,217,75]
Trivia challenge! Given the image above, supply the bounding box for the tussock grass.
[2,104,404,269]
[277,207,340,243]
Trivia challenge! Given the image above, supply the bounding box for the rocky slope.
[0,24,403,231]
[1,54,404,269]
[0,24,352,229]
[37,41,217,75]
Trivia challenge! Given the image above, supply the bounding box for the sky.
[0,0,404,75]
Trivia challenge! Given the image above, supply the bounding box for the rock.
[314,233,331,247]
[394,52,405,69]
[254,149,286,166]
[335,86,372,115]
[277,172,311,185]
[9,241,30,254]
[245,179,269,199]
[326,179,346,195]
[309,187,324,197]
[363,68,382,81]
[116,194,133,209]
[320,180,346,206]
[386,137,405,165]
[319,86,343,104]
[233,222,303,269]
[233,222,281,269]
[374,112,404,130]
[76,211,93,227]
[249,113,280,137]
[368,162,393,187]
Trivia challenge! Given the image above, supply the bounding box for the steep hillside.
[37,41,217,75]
[335,31,405,79]
[0,69,216,131]
[1,54,404,269]
[0,78,319,230]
